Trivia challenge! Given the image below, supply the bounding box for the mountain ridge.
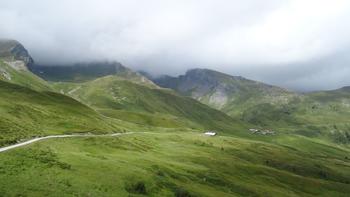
[1,39,350,196]
[150,68,296,111]
[29,61,158,88]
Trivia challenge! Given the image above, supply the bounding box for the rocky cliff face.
[0,40,52,91]
[0,39,34,67]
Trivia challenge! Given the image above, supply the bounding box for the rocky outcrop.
[0,39,34,67]
[149,68,295,112]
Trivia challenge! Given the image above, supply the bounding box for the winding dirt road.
[0,132,133,153]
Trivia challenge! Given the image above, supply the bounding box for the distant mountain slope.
[53,75,245,132]
[0,60,52,91]
[30,62,157,88]
[152,68,297,115]
[241,87,350,142]
[0,40,242,134]
[0,80,120,146]
[0,40,52,91]
[289,86,350,125]
[150,69,350,143]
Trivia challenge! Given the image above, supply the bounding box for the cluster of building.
[249,129,275,135]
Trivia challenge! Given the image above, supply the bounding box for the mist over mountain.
[1,26,350,196]
[1,0,350,91]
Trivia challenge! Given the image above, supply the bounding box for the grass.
[0,60,52,91]
[0,78,205,147]
[0,80,124,146]
[240,89,350,144]
[52,76,246,133]
[1,60,349,196]
[0,132,349,196]
[97,109,200,129]
[152,68,350,145]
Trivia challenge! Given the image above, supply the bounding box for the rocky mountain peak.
[0,39,34,66]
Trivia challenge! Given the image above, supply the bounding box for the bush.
[126,181,147,194]
[174,188,192,197]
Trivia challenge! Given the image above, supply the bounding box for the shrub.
[126,181,147,194]
[174,188,192,197]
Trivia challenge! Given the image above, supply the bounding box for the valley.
[0,39,349,196]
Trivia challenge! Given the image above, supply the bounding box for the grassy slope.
[0,80,123,146]
[0,60,52,91]
[0,132,349,196]
[297,88,350,125]
[154,69,350,143]
[241,88,350,143]
[0,60,348,196]
[52,76,245,133]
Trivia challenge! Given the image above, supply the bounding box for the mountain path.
[0,132,136,153]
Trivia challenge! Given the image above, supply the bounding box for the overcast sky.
[1,0,350,91]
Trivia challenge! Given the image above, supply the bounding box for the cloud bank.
[0,0,350,91]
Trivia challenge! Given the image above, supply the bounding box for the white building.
[204,131,217,136]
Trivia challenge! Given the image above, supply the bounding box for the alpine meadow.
[0,1,350,197]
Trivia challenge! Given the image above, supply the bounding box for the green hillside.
[0,132,349,196]
[240,87,350,143]
[1,40,349,196]
[151,69,350,143]
[0,80,122,146]
[0,60,52,91]
[53,75,245,133]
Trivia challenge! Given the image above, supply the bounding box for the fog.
[1,0,350,91]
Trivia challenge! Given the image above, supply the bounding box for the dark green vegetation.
[0,132,349,196]
[29,62,156,86]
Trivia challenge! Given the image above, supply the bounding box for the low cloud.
[0,0,350,91]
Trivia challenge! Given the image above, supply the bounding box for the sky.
[0,0,350,91]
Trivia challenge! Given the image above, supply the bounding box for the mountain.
[52,74,245,132]
[0,60,52,91]
[0,40,51,91]
[152,68,296,115]
[150,69,350,143]
[29,61,157,88]
[0,40,155,147]
[1,40,350,196]
[0,39,34,66]
[0,40,243,136]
